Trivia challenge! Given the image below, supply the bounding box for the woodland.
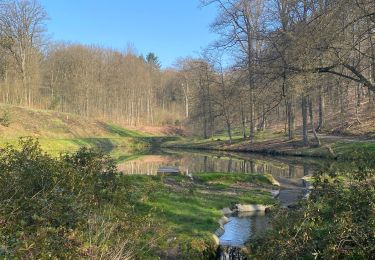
[0,0,374,142]
[0,0,374,259]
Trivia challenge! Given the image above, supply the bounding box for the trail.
[316,133,375,142]
[275,176,308,207]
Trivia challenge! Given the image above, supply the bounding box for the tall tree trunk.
[287,94,295,139]
[301,94,309,146]
[225,117,233,144]
[240,98,247,139]
[249,88,255,142]
[261,104,266,131]
[308,97,321,147]
[203,115,208,139]
[317,86,325,131]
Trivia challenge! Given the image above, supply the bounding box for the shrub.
[248,150,375,259]
[0,138,157,258]
[0,110,11,127]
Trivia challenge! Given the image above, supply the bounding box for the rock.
[221,207,233,215]
[214,227,225,237]
[234,204,268,212]
[218,216,229,227]
[265,174,280,186]
[212,234,220,246]
[271,190,280,198]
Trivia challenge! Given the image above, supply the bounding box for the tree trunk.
[308,97,321,147]
[240,99,247,139]
[301,94,309,146]
[287,94,295,139]
[249,88,255,142]
[203,116,208,139]
[226,118,233,144]
[261,104,266,131]
[317,86,325,131]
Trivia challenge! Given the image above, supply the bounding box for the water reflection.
[116,149,319,179]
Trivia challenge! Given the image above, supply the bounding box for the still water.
[116,148,321,179]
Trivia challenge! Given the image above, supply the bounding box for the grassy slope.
[164,129,375,159]
[0,104,150,154]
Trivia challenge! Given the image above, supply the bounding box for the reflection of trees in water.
[117,154,314,178]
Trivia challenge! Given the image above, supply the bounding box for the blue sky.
[39,0,218,68]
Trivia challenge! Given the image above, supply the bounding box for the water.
[116,149,321,178]
[219,211,268,247]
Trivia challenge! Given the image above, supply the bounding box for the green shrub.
[0,110,11,127]
[0,138,158,258]
[248,150,375,259]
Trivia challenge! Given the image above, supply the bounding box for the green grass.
[332,141,375,157]
[0,136,150,156]
[165,130,375,160]
[0,105,155,154]
[104,123,151,138]
[125,172,276,256]
[164,130,285,149]
[193,172,275,189]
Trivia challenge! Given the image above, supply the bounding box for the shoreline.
[163,136,375,160]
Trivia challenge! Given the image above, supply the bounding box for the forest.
[0,0,374,141]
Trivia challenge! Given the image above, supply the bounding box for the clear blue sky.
[39,0,218,68]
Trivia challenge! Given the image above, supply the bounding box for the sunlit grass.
[122,173,276,255]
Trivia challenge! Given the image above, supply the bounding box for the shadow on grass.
[71,138,116,152]
[100,122,147,138]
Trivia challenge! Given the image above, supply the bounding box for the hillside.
[0,104,150,153]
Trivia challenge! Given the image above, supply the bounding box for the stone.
[221,207,233,215]
[234,204,268,212]
[218,216,229,227]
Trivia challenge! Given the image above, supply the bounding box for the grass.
[193,172,275,189]
[332,141,375,157]
[0,137,149,156]
[164,130,375,160]
[164,130,286,149]
[103,123,151,138]
[0,104,153,154]
[125,172,276,257]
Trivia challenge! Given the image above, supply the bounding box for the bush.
[0,138,158,258]
[248,150,375,259]
[0,110,11,127]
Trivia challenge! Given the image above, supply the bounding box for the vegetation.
[0,138,160,259]
[0,0,373,143]
[164,131,375,159]
[0,105,152,154]
[141,171,275,259]
[0,139,277,259]
[248,150,375,259]
[0,0,374,259]
[0,109,10,127]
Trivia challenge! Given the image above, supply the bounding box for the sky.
[39,0,218,68]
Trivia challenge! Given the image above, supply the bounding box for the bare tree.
[0,0,47,106]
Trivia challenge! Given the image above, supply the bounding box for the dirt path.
[275,176,307,207]
[317,134,375,142]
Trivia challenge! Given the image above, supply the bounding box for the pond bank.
[163,135,375,160]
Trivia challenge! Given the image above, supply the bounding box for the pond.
[116,148,323,206]
[116,148,320,178]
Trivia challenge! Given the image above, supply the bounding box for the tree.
[0,0,48,106]
[146,52,161,69]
